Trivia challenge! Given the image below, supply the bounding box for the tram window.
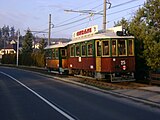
[75,45,80,56]
[88,43,93,56]
[81,43,86,56]
[128,40,134,56]
[112,40,117,56]
[102,41,109,56]
[61,49,66,57]
[46,50,52,59]
[52,49,55,58]
[55,49,59,59]
[70,46,74,57]
[96,41,101,56]
[118,40,126,56]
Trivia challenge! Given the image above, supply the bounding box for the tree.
[21,29,33,65]
[129,0,160,70]
[114,17,129,29]
[22,30,33,54]
[142,0,160,70]
[10,26,15,39]
[39,38,46,54]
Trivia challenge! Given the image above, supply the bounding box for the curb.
[40,73,160,108]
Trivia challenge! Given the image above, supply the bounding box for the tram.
[45,25,135,82]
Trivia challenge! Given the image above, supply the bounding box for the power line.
[97,0,140,13]
[55,0,101,25]
[38,0,143,36]
[54,4,142,29]
[54,16,90,28]
[53,3,143,34]
[56,3,104,27]
[111,0,139,9]
[53,13,132,34]
[107,4,143,16]
[55,0,140,28]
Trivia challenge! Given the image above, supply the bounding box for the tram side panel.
[101,57,135,73]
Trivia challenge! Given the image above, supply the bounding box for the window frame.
[81,42,87,57]
[128,39,134,56]
[61,49,67,57]
[75,44,80,57]
[96,40,102,57]
[55,48,59,59]
[118,39,127,56]
[111,39,117,56]
[70,45,75,57]
[87,42,93,57]
[102,40,110,57]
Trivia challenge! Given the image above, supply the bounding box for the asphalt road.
[0,66,160,120]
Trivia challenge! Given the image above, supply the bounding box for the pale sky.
[0,0,146,38]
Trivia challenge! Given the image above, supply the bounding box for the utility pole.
[48,14,51,46]
[103,0,107,31]
[16,29,20,66]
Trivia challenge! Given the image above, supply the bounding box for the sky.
[0,0,146,39]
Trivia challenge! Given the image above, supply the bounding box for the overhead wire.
[54,3,104,28]
[53,4,143,34]
[54,0,141,29]
[55,0,101,25]
[39,0,143,35]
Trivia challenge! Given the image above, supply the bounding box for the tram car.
[44,25,135,82]
[44,43,68,74]
[67,25,135,82]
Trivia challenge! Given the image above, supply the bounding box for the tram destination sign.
[72,25,98,39]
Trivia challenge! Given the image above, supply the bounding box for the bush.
[2,54,16,64]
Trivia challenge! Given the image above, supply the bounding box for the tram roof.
[68,31,134,45]
[44,42,68,49]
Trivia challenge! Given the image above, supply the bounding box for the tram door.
[96,40,102,72]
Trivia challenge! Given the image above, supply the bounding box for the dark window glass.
[118,40,126,55]
[88,43,93,56]
[112,40,117,56]
[52,49,55,58]
[96,41,101,56]
[61,49,66,57]
[82,43,86,56]
[55,49,58,59]
[102,41,109,56]
[75,45,80,56]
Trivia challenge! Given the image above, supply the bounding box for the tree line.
[1,29,46,67]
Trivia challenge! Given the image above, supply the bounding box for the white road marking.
[0,71,75,120]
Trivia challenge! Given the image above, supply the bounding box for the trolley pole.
[103,0,107,32]
[48,14,51,46]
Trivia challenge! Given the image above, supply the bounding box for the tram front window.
[118,40,126,56]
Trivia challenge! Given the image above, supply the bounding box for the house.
[0,44,17,59]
